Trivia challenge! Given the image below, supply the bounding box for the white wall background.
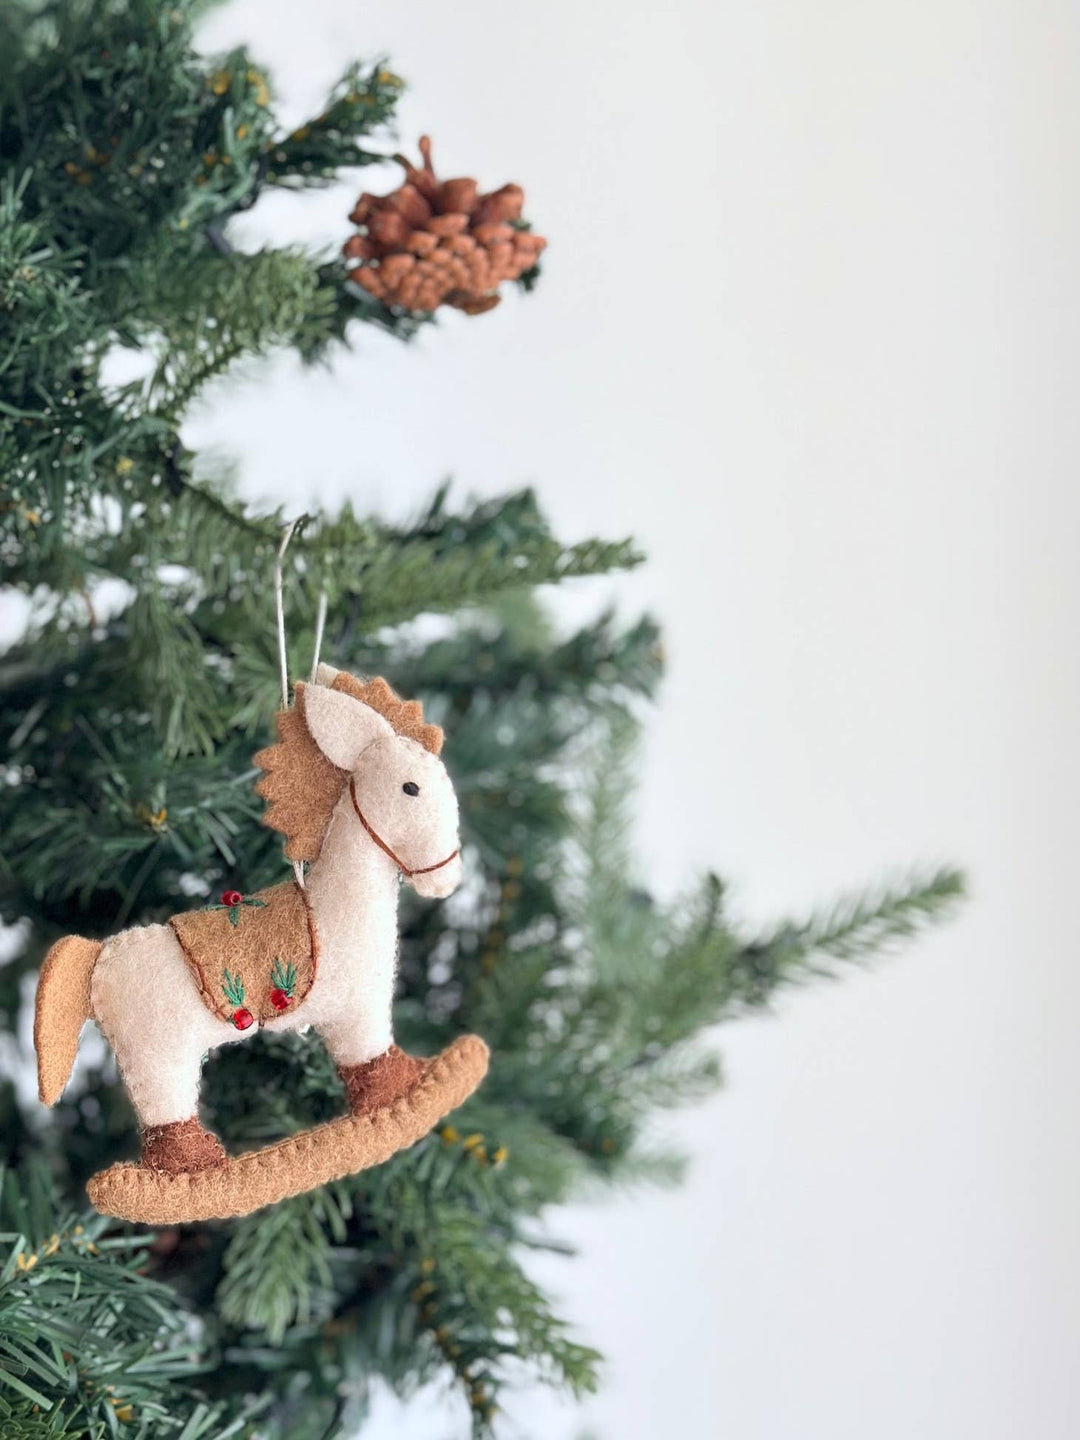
[189,3,1079,1436]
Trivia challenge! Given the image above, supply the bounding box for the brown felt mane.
[253,673,444,863]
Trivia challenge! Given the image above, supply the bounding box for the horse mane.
[253,673,444,863]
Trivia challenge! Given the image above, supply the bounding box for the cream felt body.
[58,674,463,1132]
[90,813,403,1124]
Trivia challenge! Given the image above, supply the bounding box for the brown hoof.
[338,1044,429,1117]
[141,1116,227,1174]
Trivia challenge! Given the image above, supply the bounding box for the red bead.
[221,890,242,907]
[232,1007,254,1030]
[269,988,290,1011]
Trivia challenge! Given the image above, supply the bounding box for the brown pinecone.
[343,136,546,315]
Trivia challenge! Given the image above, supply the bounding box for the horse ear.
[301,682,393,771]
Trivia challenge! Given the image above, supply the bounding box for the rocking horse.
[34,665,489,1223]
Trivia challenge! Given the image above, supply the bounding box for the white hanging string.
[274,517,307,889]
[275,517,302,712]
[309,589,328,683]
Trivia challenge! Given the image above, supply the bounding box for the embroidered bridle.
[349,778,460,878]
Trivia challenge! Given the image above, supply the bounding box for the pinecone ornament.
[343,136,546,315]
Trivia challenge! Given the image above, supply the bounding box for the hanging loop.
[275,517,303,712]
[273,516,309,890]
[309,589,328,683]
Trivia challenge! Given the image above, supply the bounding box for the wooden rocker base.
[86,1034,489,1224]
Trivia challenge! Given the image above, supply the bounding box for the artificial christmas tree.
[0,2,962,1435]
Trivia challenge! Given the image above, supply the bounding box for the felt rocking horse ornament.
[33,666,489,1224]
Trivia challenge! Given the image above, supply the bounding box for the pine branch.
[146,249,325,420]
[262,62,406,189]
[349,1153,602,1429]
[466,716,965,1180]
[217,1186,353,1344]
[0,6,416,551]
[731,868,967,1008]
[0,1163,261,1437]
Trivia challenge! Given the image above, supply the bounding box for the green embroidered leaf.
[243,897,267,909]
[227,906,240,927]
[222,968,245,1007]
[270,958,297,996]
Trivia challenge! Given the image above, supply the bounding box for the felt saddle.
[170,880,318,1027]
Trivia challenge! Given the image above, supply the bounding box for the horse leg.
[317,989,427,1119]
[91,924,237,1172]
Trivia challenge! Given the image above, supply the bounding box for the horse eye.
[402,781,420,797]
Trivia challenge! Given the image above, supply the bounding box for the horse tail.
[34,935,102,1106]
